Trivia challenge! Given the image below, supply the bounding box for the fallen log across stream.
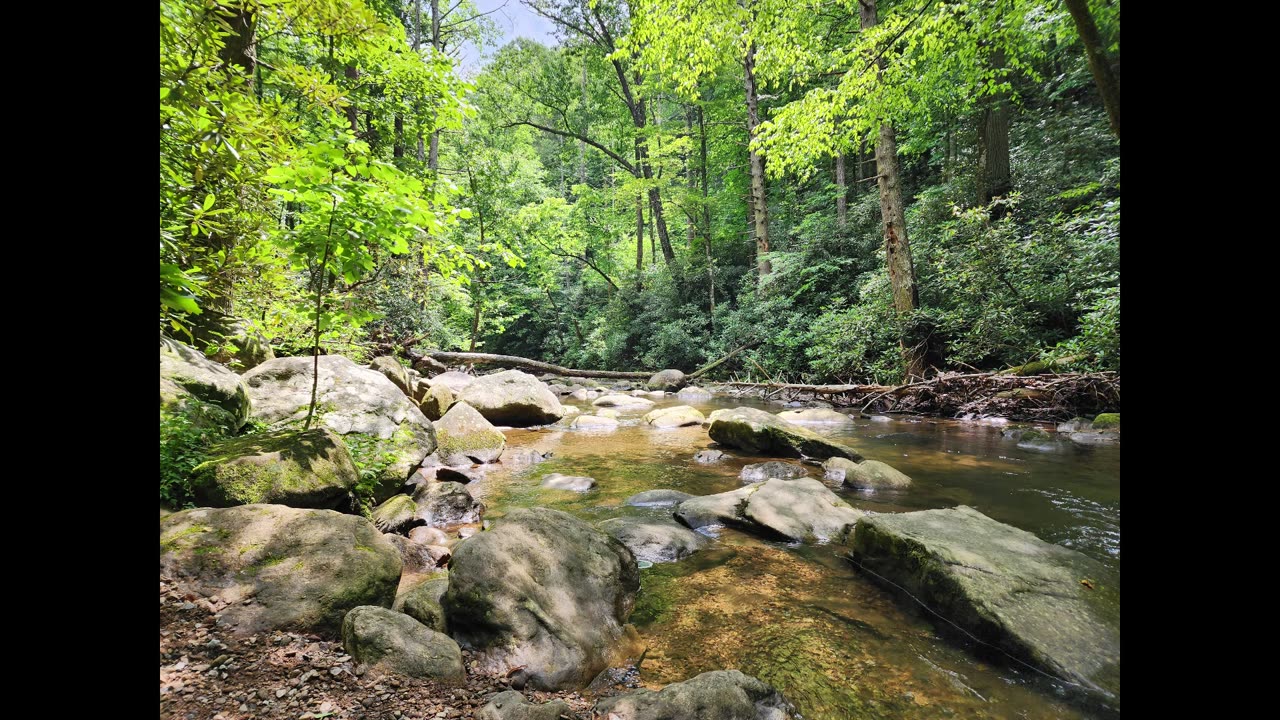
[720,371,1120,421]
[422,351,653,380]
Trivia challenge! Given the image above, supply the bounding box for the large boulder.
[240,355,436,501]
[646,369,688,392]
[478,691,572,720]
[160,337,251,429]
[595,670,797,720]
[643,405,705,428]
[675,479,863,544]
[776,408,854,426]
[457,370,564,426]
[599,517,708,564]
[430,371,477,394]
[418,382,455,421]
[849,506,1120,707]
[369,356,413,397]
[398,576,450,632]
[675,386,713,400]
[159,505,400,635]
[442,508,640,690]
[739,461,808,484]
[592,394,655,409]
[708,407,862,460]
[341,606,464,682]
[823,457,912,490]
[413,481,484,528]
[434,402,506,465]
[189,428,358,509]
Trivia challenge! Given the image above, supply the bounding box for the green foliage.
[342,434,396,517]
[159,400,236,508]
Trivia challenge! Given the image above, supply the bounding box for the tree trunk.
[1062,0,1120,139]
[414,0,425,163]
[394,115,405,159]
[744,42,771,277]
[863,0,925,381]
[579,60,589,184]
[636,191,645,276]
[835,152,848,230]
[344,65,359,133]
[216,3,257,77]
[428,0,442,171]
[978,48,1011,209]
[685,107,697,247]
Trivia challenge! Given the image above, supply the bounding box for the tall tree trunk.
[636,193,645,275]
[415,0,426,163]
[685,107,697,247]
[344,65,359,133]
[216,3,257,77]
[698,103,715,327]
[1062,0,1120,139]
[978,48,1011,210]
[394,115,405,159]
[835,152,848,231]
[427,0,442,172]
[863,0,925,381]
[744,42,771,276]
[579,60,589,185]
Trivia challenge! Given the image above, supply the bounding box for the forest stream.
[464,394,1119,720]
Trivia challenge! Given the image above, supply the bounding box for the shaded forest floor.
[159,575,593,720]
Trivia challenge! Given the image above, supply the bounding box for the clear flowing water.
[466,394,1119,720]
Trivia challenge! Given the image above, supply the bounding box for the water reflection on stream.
[466,394,1119,720]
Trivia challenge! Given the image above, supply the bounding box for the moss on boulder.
[190,428,358,508]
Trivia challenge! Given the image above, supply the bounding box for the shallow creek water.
[465,394,1119,720]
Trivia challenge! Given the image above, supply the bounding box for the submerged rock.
[708,407,862,460]
[434,401,506,465]
[849,506,1120,707]
[457,370,564,426]
[595,669,797,720]
[739,460,808,483]
[442,507,640,690]
[675,479,863,544]
[160,505,400,635]
[776,408,855,426]
[241,355,436,501]
[189,428,358,509]
[693,449,726,464]
[541,473,597,492]
[341,605,464,681]
[599,516,709,563]
[504,448,552,465]
[625,489,695,507]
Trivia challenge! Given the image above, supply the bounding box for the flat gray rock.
[625,490,695,507]
[849,506,1120,708]
[595,669,797,720]
[598,517,709,563]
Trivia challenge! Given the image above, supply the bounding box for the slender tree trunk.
[636,193,645,276]
[344,65,359,133]
[428,0,442,171]
[685,107,698,247]
[1062,0,1120,139]
[698,104,711,243]
[394,115,405,159]
[978,48,1011,210]
[744,42,771,276]
[835,152,848,231]
[579,60,589,185]
[415,0,425,163]
[863,0,925,381]
[469,304,481,352]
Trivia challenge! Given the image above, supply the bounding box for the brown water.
[467,394,1119,720]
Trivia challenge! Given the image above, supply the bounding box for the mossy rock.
[371,494,417,533]
[398,575,450,632]
[190,428,358,509]
[369,356,413,397]
[708,407,862,460]
[160,505,401,636]
[434,401,506,465]
[342,605,464,681]
[160,337,251,430]
[1091,413,1120,429]
[595,670,798,720]
[419,382,454,421]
